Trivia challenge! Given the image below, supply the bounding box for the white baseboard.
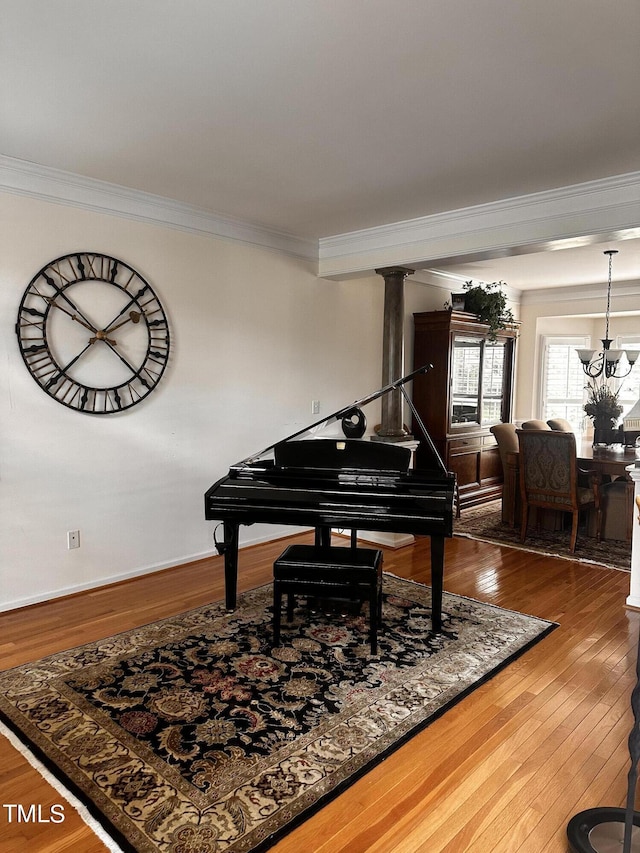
[356,531,415,549]
[0,527,309,614]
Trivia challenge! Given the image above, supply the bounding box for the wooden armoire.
[412,309,519,510]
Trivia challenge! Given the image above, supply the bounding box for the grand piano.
[205,366,456,633]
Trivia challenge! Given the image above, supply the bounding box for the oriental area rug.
[0,576,556,853]
[455,501,631,572]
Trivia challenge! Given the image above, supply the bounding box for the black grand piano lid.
[230,363,446,475]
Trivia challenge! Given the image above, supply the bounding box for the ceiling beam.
[318,172,640,279]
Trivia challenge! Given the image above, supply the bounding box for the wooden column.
[374,266,414,439]
[626,465,640,610]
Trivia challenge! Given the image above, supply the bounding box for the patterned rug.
[0,576,556,853]
[455,501,631,571]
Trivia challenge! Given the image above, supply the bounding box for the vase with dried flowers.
[583,380,623,445]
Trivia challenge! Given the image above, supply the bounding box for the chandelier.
[576,249,638,379]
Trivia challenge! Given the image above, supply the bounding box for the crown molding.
[0,154,318,262]
[3,154,639,282]
[411,268,522,303]
[411,267,640,314]
[318,172,640,279]
[520,277,640,306]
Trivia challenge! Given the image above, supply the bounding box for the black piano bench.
[273,544,383,654]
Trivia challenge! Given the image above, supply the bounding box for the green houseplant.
[462,280,514,341]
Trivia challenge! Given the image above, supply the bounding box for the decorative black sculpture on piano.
[341,406,367,438]
[204,365,456,635]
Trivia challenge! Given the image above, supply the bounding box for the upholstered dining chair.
[516,429,602,553]
[547,418,573,432]
[490,423,520,524]
[521,419,552,430]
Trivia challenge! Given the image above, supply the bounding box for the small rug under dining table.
[455,500,631,571]
[0,575,556,853]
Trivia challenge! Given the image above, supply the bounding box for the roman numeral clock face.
[15,253,171,414]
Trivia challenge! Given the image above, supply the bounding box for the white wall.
[0,193,446,612]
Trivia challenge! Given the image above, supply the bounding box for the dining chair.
[547,418,573,432]
[490,423,520,524]
[521,419,552,430]
[516,429,602,553]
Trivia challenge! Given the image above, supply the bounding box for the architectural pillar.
[626,463,640,610]
[374,266,414,439]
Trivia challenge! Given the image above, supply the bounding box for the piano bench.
[273,544,383,654]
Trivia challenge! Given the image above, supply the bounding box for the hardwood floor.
[0,532,637,852]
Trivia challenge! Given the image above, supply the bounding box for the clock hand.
[45,340,97,389]
[103,310,141,334]
[45,297,98,333]
[103,340,150,387]
[60,340,97,371]
[102,285,149,334]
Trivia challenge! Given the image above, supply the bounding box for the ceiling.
[2,0,640,289]
[431,238,640,292]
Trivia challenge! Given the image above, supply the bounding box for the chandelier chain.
[604,249,615,342]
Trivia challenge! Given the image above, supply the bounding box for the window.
[540,337,589,435]
[540,335,640,434]
[614,335,640,416]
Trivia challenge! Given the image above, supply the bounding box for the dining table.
[577,440,638,479]
[503,439,636,540]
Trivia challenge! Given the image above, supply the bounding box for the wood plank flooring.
[0,531,637,852]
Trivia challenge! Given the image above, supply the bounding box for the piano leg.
[430,535,444,633]
[315,526,332,547]
[223,521,239,611]
[314,526,357,547]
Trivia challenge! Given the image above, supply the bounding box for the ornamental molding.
[0,154,318,263]
[318,172,640,279]
[2,154,639,282]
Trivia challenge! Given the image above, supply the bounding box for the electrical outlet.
[67,530,80,549]
[311,400,320,415]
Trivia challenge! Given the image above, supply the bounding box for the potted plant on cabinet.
[462,280,514,342]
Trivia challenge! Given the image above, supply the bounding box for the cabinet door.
[451,335,509,429]
[451,336,482,426]
[480,340,507,427]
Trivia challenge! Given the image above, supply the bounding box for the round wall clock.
[15,252,170,414]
